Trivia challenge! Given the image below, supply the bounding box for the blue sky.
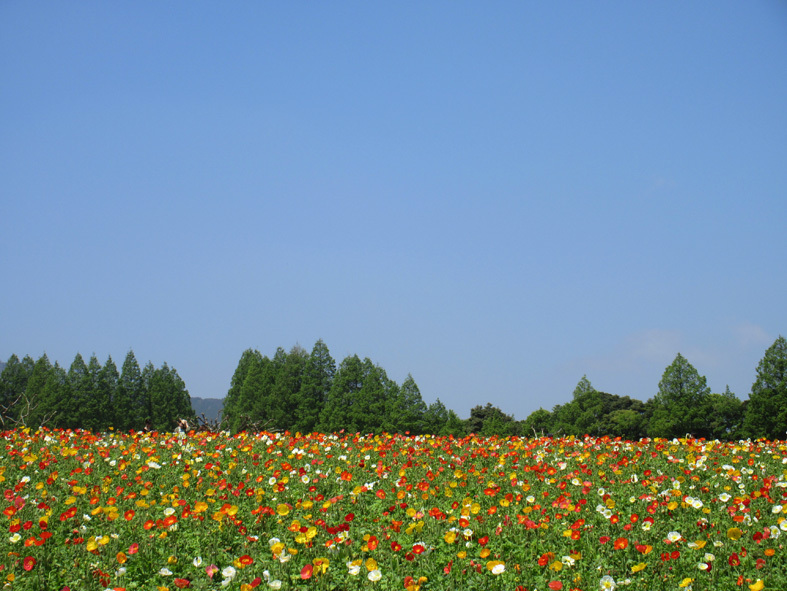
[2,2,786,421]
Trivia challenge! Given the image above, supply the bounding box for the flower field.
[2,429,786,591]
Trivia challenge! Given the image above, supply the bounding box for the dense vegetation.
[0,351,193,432]
[1,336,785,440]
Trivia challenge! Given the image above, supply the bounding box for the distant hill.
[191,397,224,422]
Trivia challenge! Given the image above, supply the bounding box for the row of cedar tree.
[1,336,786,440]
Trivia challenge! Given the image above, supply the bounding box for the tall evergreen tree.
[66,354,92,429]
[270,346,308,431]
[39,362,68,428]
[222,349,265,430]
[295,340,336,433]
[148,363,193,431]
[95,356,119,431]
[141,362,156,426]
[423,398,449,435]
[0,354,35,427]
[25,354,53,427]
[648,353,711,439]
[744,336,787,440]
[389,374,427,434]
[83,355,107,431]
[117,351,144,431]
[100,355,120,429]
[319,355,392,433]
[245,356,278,430]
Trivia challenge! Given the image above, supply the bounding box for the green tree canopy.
[648,353,711,439]
[744,336,787,440]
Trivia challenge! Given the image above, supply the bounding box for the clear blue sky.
[2,2,786,421]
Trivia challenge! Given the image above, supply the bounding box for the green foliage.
[744,335,787,439]
[318,355,394,434]
[521,408,553,437]
[648,353,712,439]
[390,374,428,434]
[0,355,35,426]
[0,351,192,432]
[295,340,336,434]
[466,403,518,436]
[705,386,744,440]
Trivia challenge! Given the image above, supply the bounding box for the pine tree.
[744,336,787,440]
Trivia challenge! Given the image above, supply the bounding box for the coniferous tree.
[320,355,387,433]
[423,398,449,435]
[245,356,277,430]
[83,355,106,431]
[743,336,787,440]
[24,354,53,427]
[39,362,67,428]
[141,362,156,427]
[66,354,92,429]
[0,354,35,426]
[148,363,193,431]
[389,374,427,434]
[97,356,119,431]
[270,346,308,431]
[648,353,711,439]
[295,340,336,433]
[117,351,144,431]
[222,349,265,430]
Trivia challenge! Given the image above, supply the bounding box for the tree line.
[1,335,785,440]
[0,351,193,431]
[221,340,464,435]
[510,336,787,441]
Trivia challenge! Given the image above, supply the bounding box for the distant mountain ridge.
[191,397,223,422]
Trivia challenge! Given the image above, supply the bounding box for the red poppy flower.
[23,556,36,571]
[614,537,628,550]
[173,578,191,589]
[300,564,313,579]
[548,581,563,590]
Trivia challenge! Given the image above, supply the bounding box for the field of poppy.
[1,428,786,591]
